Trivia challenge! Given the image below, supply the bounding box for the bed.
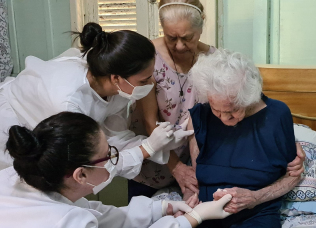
[258,65,316,227]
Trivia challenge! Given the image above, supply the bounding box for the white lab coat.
[0,48,168,171]
[0,167,191,228]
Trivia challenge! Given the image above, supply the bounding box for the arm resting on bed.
[213,172,301,214]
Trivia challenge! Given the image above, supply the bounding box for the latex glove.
[287,142,305,177]
[161,200,193,216]
[163,119,194,151]
[142,122,174,156]
[188,194,232,224]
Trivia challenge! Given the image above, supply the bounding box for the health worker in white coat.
[0,112,233,228]
[0,22,193,171]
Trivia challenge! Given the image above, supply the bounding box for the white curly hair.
[190,48,262,108]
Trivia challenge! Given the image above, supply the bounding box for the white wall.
[220,0,316,65]
[7,0,72,75]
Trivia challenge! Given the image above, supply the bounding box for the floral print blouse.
[130,47,215,189]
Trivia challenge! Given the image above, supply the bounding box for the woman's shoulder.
[151,38,171,71]
[189,103,210,117]
[152,37,170,58]
[265,95,291,115]
[197,42,216,54]
[152,37,165,51]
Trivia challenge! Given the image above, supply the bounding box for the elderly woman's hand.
[287,142,306,177]
[186,193,200,208]
[213,187,257,214]
[172,161,199,195]
[183,188,196,201]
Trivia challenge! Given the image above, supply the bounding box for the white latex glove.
[164,119,194,151]
[188,194,232,224]
[142,122,174,156]
[161,200,193,216]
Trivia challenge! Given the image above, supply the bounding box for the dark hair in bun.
[79,22,103,53]
[6,112,100,192]
[73,22,155,79]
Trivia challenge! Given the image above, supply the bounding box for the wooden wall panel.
[259,66,316,92]
[259,65,316,130]
[263,91,316,117]
[293,117,316,131]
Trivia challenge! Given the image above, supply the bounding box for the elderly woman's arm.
[188,116,199,171]
[213,172,301,214]
[182,116,200,201]
[213,143,303,214]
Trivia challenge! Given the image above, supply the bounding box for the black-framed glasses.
[86,145,119,166]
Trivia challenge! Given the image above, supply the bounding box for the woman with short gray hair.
[187,49,302,227]
[129,0,214,201]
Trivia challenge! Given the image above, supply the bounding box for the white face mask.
[84,160,117,195]
[116,79,154,101]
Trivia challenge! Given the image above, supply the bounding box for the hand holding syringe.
[156,119,193,136]
[156,121,182,131]
[155,119,194,150]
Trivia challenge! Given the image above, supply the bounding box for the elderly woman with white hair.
[187,49,301,227]
[129,0,304,202]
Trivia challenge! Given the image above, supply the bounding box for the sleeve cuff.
[176,215,192,228]
[131,146,144,162]
[152,200,163,223]
[115,146,144,179]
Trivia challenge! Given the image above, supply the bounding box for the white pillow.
[294,124,316,144]
[283,141,316,201]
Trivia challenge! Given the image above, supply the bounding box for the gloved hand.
[142,122,174,156]
[163,118,194,151]
[161,200,193,216]
[187,194,232,224]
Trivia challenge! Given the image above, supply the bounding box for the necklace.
[168,50,195,97]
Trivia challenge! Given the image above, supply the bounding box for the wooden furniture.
[258,65,316,131]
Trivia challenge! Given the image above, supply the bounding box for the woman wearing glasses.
[0,112,232,228]
[0,22,193,174]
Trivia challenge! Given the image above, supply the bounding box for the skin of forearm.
[143,115,158,135]
[183,188,196,201]
[188,135,199,170]
[139,145,150,159]
[184,214,199,228]
[138,78,159,136]
[167,150,181,174]
[187,117,198,170]
[253,173,301,206]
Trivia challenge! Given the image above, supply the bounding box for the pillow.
[284,141,316,201]
[294,124,316,144]
[280,201,316,216]
[281,214,316,228]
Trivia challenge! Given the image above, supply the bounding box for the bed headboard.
[257,64,316,131]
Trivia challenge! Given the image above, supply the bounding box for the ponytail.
[72,22,155,79]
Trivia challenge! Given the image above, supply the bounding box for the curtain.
[0,0,13,81]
